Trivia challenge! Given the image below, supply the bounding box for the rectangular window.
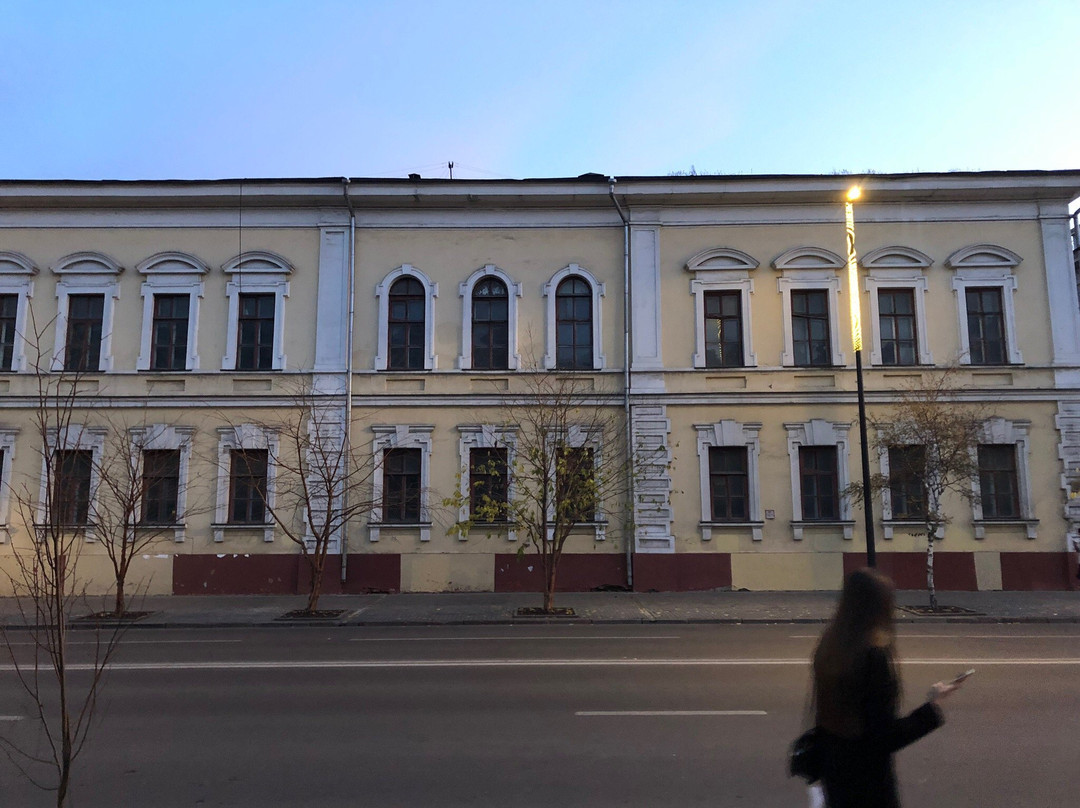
[799,446,838,521]
[878,289,918,366]
[469,447,509,521]
[791,290,831,367]
[65,294,104,372]
[0,294,17,371]
[141,449,181,525]
[704,291,744,368]
[383,448,421,523]
[966,287,1006,365]
[888,445,926,520]
[557,446,595,523]
[228,449,268,524]
[150,294,190,371]
[236,293,275,371]
[978,444,1019,518]
[708,446,749,521]
[53,449,93,525]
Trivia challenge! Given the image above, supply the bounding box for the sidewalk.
[2,588,1079,629]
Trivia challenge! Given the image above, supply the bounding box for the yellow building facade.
[0,172,1078,596]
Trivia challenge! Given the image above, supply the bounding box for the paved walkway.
[1,588,1078,628]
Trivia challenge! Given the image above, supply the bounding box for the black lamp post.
[845,186,877,568]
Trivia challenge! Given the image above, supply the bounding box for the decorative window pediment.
[945,244,1021,271]
[137,251,211,278]
[771,247,845,271]
[860,246,933,270]
[0,251,38,276]
[685,248,759,273]
[52,252,123,278]
[222,251,294,277]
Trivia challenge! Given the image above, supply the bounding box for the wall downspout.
[609,179,634,591]
[340,178,357,584]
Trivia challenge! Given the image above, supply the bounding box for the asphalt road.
[1,624,1078,807]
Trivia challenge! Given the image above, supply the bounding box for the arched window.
[555,276,593,370]
[388,277,426,370]
[471,277,509,370]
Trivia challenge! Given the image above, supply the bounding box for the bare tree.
[0,307,123,806]
[848,369,984,610]
[447,371,638,614]
[224,382,377,613]
[88,419,199,617]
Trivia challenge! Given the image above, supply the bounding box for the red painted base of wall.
[494,553,628,592]
[1000,552,1072,591]
[843,552,978,591]
[632,554,732,592]
[172,554,401,595]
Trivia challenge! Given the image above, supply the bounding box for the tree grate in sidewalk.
[898,604,984,616]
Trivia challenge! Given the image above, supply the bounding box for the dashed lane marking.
[576,710,767,716]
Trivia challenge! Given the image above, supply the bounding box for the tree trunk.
[926,529,938,611]
[114,577,125,617]
[306,553,323,613]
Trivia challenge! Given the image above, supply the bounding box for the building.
[0,171,1078,597]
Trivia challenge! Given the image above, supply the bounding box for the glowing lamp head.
[846,186,862,202]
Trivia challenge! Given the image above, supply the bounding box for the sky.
[2,0,1078,181]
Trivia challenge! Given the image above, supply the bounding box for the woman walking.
[812,569,964,807]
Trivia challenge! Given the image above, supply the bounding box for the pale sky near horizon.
[2,0,1077,181]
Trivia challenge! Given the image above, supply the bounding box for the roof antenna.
[448,161,454,180]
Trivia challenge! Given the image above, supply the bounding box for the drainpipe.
[340,178,357,583]
[609,179,634,591]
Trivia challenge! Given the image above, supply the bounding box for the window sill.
[700,520,765,541]
[211,523,274,543]
[881,519,940,540]
[368,521,433,542]
[973,518,1038,540]
[138,522,188,542]
[790,520,855,541]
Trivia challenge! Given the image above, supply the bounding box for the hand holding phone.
[950,668,976,685]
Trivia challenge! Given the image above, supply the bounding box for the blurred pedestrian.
[811,568,963,807]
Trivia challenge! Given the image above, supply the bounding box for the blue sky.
[2,0,1077,180]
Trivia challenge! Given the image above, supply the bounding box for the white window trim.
[375,265,438,371]
[876,439,942,541]
[694,420,763,540]
[685,248,758,369]
[0,252,38,373]
[457,425,517,541]
[129,424,195,542]
[543,264,606,371]
[860,246,934,367]
[39,425,107,538]
[0,428,18,542]
[947,244,1022,366]
[971,417,1037,539]
[369,425,434,542]
[772,247,846,368]
[221,251,293,371]
[213,424,278,543]
[51,252,123,372]
[458,265,522,370]
[784,418,853,541]
[136,252,209,371]
[547,424,606,542]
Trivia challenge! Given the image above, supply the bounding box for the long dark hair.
[813,568,898,736]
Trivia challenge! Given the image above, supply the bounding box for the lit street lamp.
[846,186,877,567]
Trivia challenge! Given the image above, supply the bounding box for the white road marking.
[3,639,243,646]
[576,710,767,716]
[791,634,1080,639]
[3,657,1079,672]
[348,635,680,642]
[0,716,24,721]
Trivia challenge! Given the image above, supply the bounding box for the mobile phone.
[950,668,975,685]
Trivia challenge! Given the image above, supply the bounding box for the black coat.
[816,647,943,808]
